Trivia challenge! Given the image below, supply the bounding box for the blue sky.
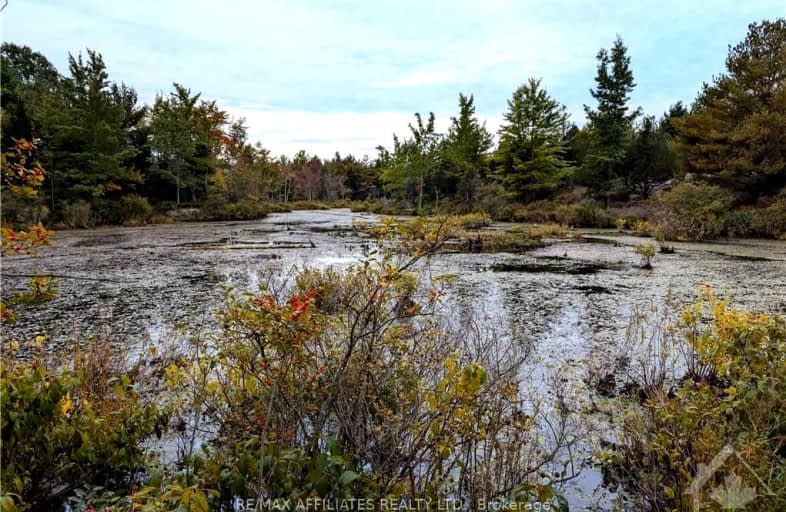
[2,0,783,157]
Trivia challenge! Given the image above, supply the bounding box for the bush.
[149,214,174,225]
[62,200,92,228]
[751,199,786,238]
[224,201,270,220]
[140,219,571,510]
[634,243,656,268]
[723,210,754,237]
[573,199,612,227]
[118,194,153,225]
[1,339,167,510]
[287,200,331,210]
[200,198,270,221]
[472,183,512,219]
[614,290,786,510]
[456,212,492,229]
[656,182,735,240]
[0,195,49,229]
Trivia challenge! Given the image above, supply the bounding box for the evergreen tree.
[495,78,571,201]
[0,43,61,146]
[46,50,142,212]
[624,116,676,198]
[441,93,492,206]
[674,19,786,198]
[583,36,640,204]
[660,101,688,138]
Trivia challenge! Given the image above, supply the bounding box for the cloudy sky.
[2,0,782,158]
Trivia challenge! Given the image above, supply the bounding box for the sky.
[2,0,783,158]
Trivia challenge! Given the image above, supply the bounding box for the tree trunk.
[418,175,424,212]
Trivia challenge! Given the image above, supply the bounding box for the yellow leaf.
[60,392,73,416]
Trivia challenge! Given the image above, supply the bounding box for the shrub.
[723,210,754,237]
[614,290,786,510]
[634,243,655,268]
[149,214,174,225]
[142,218,572,510]
[751,199,786,238]
[62,200,92,228]
[657,182,735,240]
[0,194,49,229]
[1,339,167,511]
[456,212,492,229]
[200,199,270,221]
[224,201,270,220]
[287,200,331,210]
[118,194,153,225]
[574,199,612,227]
[631,219,655,236]
[473,183,513,220]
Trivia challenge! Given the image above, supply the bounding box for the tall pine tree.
[583,36,639,205]
[495,78,571,201]
[47,50,142,210]
[441,93,492,206]
[674,19,786,198]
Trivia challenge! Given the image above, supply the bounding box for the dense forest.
[2,18,786,239]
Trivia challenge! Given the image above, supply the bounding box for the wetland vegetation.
[1,12,785,512]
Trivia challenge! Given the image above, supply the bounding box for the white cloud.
[224,106,503,159]
[379,69,459,89]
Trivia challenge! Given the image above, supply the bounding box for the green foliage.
[722,210,754,238]
[50,50,143,202]
[149,83,207,206]
[198,197,270,221]
[380,113,442,211]
[657,181,735,240]
[441,93,493,206]
[583,36,640,202]
[3,23,784,236]
[624,116,677,198]
[0,340,167,511]
[495,78,572,201]
[119,194,154,224]
[573,199,612,227]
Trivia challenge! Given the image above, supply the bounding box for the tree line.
[2,18,784,226]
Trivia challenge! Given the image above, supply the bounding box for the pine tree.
[441,93,492,206]
[47,50,141,207]
[583,36,640,205]
[674,19,786,198]
[495,78,571,201]
[624,116,676,198]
